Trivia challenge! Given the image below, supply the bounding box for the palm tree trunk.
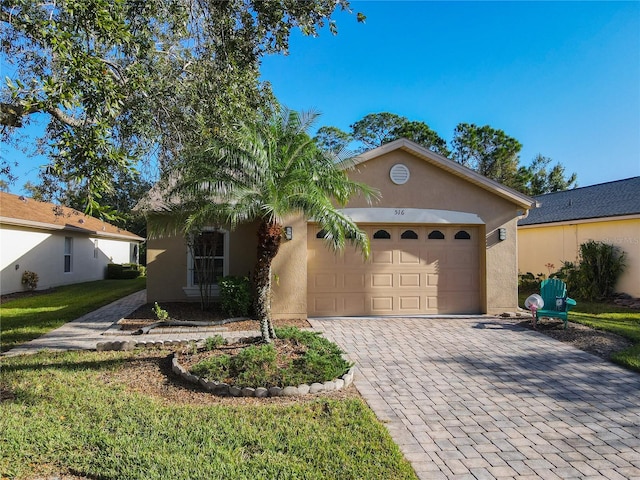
[254,220,282,343]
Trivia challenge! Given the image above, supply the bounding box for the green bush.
[21,270,39,290]
[189,327,352,388]
[576,240,626,300]
[233,344,279,387]
[218,276,252,317]
[190,355,230,379]
[107,263,145,279]
[553,241,626,300]
[518,271,544,294]
[204,335,226,350]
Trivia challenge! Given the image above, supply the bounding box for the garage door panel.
[399,296,421,310]
[308,224,481,316]
[372,250,393,264]
[399,249,421,264]
[313,273,337,289]
[371,296,393,312]
[399,273,421,287]
[371,273,393,287]
[344,296,366,314]
[313,296,338,315]
[344,273,366,289]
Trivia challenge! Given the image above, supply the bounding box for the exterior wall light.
[284,226,293,240]
[499,228,507,241]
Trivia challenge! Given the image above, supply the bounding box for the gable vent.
[390,163,410,185]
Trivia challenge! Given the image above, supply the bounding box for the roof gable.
[519,176,640,226]
[344,138,537,210]
[0,192,144,241]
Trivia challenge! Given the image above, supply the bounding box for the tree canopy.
[317,112,577,195]
[1,0,363,214]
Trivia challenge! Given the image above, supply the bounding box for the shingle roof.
[0,192,144,241]
[518,177,640,226]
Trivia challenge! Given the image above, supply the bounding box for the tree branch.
[1,102,88,128]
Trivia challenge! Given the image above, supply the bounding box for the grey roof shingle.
[518,176,640,226]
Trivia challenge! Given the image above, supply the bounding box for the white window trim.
[183,228,229,298]
[64,237,73,273]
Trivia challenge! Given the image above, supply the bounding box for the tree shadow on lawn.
[0,351,127,374]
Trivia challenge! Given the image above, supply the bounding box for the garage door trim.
[339,207,485,225]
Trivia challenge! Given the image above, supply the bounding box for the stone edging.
[171,353,355,397]
[95,337,355,397]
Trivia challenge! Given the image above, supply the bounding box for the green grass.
[519,289,640,372]
[0,350,417,480]
[1,278,146,352]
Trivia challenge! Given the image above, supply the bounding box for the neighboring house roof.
[518,176,640,226]
[0,192,144,241]
[347,139,538,211]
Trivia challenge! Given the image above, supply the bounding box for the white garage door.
[307,224,481,316]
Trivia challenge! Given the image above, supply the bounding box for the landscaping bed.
[118,302,311,332]
[515,317,633,361]
[171,328,353,396]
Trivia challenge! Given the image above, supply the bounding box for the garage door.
[307,224,481,316]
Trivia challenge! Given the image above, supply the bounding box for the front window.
[188,230,227,288]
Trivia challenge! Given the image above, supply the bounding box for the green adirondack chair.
[536,278,577,329]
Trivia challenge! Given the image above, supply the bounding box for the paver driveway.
[311,317,640,480]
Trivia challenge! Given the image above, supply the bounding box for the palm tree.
[149,105,377,342]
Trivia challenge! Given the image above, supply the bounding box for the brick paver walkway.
[311,317,640,480]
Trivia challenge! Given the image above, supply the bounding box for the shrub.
[189,327,352,388]
[204,335,226,350]
[218,276,252,317]
[233,344,279,387]
[553,241,626,300]
[106,263,145,279]
[21,270,39,290]
[576,240,626,300]
[191,355,230,379]
[518,271,544,293]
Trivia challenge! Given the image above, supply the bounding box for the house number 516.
[394,209,405,215]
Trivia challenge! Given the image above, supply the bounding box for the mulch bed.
[515,316,633,360]
[119,302,311,332]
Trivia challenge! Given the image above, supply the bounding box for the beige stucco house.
[518,177,640,298]
[145,139,537,318]
[0,192,144,294]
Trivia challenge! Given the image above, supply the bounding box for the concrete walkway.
[2,290,248,356]
[311,316,640,480]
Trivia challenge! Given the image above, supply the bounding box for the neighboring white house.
[0,192,144,295]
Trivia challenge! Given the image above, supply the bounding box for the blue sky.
[2,1,639,194]
[261,0,640,188]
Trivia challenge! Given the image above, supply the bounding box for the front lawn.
[0,349,417,480]
[1,278,146,352]
[519,290,640,372]
[569,300,640,371]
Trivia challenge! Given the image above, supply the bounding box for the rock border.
[95,337,355,397]
[171,353,354,397]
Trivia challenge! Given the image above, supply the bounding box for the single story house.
[518,176,640,298]
[0,192,144,295]
[145,139,537,318]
